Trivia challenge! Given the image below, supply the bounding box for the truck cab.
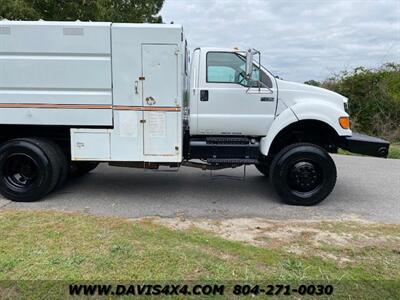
[188,47,351,143]
[183,47,389,205]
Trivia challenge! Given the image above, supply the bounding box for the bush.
[305,63,400,142]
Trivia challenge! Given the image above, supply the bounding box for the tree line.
[0,0,164,23]
[305,63,400,142]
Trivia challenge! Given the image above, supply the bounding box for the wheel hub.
[20,164,35,179]
[288,161,321,192]
[4,154,39,189]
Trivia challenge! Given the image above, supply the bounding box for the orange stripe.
[114,106,181,112]
[0,103,181,112]
[113,106,142,111]
[0,103,112,109]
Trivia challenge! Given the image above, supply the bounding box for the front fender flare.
[260,102,352,156]
[291,101,351,136]
[259,107,298,156]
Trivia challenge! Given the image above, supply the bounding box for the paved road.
[0,155,399,223]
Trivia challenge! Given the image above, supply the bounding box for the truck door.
[141,44,179,156]
[197,51,277,136]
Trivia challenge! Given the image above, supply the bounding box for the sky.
[160,0,400,82]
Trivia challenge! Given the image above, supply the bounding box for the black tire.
[0,138,61,202]
[269,143,337,206]
[70,162,99,177]
[255,163,270,177]
[40,139,69,190]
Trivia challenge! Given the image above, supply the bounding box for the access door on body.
[141,44,180,156]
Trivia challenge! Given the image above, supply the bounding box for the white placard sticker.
[149,112,166,138]
[119,111,138,138]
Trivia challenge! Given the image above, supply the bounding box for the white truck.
[0,21,390,205]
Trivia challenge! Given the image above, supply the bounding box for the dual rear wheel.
[0,138,98,202]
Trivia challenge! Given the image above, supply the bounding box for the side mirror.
[245,49,253,79]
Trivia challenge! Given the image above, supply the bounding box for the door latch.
[134,80,139,94]
[146,96,156,105]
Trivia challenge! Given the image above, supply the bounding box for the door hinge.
[140,119,146,124]
[139,76,145,81]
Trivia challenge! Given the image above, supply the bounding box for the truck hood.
[276,78,347,111]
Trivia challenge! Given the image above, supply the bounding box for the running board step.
[188,138,260,161]
[206,137,250,145]
[207,158,258,165]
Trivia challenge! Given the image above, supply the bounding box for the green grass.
[389,144,400,159]
[0,210,399,299]
[339,143,400,159]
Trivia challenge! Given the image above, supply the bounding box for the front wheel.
[255,163,270,177]
[269,143,337,206]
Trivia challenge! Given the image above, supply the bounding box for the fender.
[259,107,298,156]
[260,101,352,156]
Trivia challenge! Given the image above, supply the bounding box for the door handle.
[134,81,139,94]
[260,97,274,102]
[200,90,209,102]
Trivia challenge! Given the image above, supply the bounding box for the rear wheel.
[0,138,61,202]
[269,143,337,206]
[37,138,69,190]
[70,162,99,177]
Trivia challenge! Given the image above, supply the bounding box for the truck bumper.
[340,133,390,158]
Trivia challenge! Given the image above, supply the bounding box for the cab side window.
[206,52,272,88]
[207,52,243,84]
[250,65,273,88]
